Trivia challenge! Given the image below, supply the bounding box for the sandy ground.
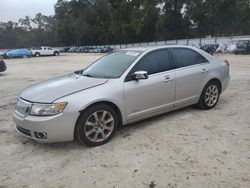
[0,53,250,188]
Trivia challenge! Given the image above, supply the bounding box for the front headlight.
[30,102,67,116]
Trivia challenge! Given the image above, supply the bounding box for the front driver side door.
[124,49,175,123]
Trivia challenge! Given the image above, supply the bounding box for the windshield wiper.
[82,74,94,78]
[82,73,112,79]
[74,70,83,75]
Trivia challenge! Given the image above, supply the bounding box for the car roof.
[231,38,250,41]
[119,45,214,61]
[120,45,199,52]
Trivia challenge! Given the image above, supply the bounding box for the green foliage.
[0,0,249,48]
[0,14,58,49]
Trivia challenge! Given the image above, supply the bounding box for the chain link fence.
[88,35,250,49]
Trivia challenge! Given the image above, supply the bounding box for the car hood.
[20,73,108,103]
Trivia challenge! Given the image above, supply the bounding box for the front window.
[78,51,141,78]
[132,49,172,75]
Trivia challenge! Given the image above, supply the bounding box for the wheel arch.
[74,100,123,140]
[208,78,222,93]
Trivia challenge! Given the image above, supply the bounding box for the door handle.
[163,75,173,82]
[201,68,208,73]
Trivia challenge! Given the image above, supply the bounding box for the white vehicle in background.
[226,38,250,54]
[31,46,60,57]
[216,43,226,53]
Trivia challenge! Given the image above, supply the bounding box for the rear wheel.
[35,53,40,57]
[197,81,220,109]
[76,104,118,146]
[54,51,59,56]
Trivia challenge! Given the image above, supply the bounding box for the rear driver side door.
[171,48,210,107]
[124,49,175,122]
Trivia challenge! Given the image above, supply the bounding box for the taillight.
[224,60,230,67]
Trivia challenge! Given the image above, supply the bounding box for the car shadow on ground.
[116,106,201,135]
[0,73,7,76]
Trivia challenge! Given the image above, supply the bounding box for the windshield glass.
[79,51,141,78]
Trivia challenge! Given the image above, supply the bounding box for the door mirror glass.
[133,71,148,80]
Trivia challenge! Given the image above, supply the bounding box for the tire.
[197,81,220,110]
[35,53,40,57]
[76,104,119,146]
[3,54,7,59]
[54,51,59,56]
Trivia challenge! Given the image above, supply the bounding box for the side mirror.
[133,71,148,80]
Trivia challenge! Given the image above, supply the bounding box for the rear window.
[172,48,208,68]
[32,47,42,50]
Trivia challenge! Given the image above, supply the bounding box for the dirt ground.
[0,53,250,188]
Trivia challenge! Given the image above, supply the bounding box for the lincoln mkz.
[13,46,230,146]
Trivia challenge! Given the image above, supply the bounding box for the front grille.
[16,125,31,137]
[15,98,31,116]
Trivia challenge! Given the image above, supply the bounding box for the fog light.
[34,132,47,139]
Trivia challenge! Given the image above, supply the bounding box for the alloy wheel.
[84,110,114,142]
[205,84,219,107]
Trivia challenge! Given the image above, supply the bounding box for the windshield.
[79,51,141,78]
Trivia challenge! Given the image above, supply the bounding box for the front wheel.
[76,104,118,146]
[3,54,8,59]
[197,81,220,109]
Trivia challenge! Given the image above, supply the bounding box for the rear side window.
[32,47,42,50]
[172,48,208,68]
[133,49,172,75]
[238,40,248,48]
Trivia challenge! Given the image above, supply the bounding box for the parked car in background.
[13,46,230,146]
[68,47,77,53]
[0,56,7,72]
[226,38,250,54]
[88,47,95,53]
[0,50,8,56]
[31,46,59,57]
[76,47,85,53]
[94,47,102,53]
[83,47,90,53]
[101,46,114,53]
[200,44,218,55]
[59,47,70,52]
[216,43,227,53]
[2,49,31,58]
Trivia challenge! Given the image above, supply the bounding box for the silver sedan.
[13,46,230,146]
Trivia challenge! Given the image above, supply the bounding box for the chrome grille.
[15,98,31,116]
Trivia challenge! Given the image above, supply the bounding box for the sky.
[0,0,58,22]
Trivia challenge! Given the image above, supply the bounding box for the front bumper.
[13,111,78,143]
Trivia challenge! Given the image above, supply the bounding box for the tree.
[160,0,189,39]
[138,0,160,42]
[1,0,250,49]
